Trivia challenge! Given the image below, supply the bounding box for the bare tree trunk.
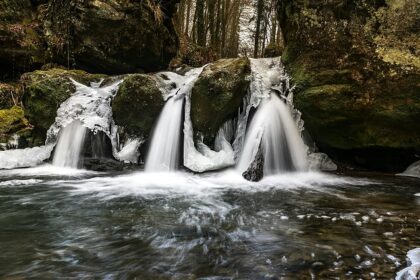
[254,0,264,57]
[195,0,206,46]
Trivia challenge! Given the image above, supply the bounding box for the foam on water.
[53,170,368,201]
[0,179,43,187]
[0,164,96,178]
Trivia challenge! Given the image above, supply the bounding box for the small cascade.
[237,94,307,175]
[236,57,308,176]
[145,95,184,172]
[52,120,88,168]
[45,79,124,168]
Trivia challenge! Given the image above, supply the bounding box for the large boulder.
[191,58,251,146]
[21,68,106,143]
[278,0,420,171]
[41,0,179,74]
[0,0,180,79]
[112,74,164,139]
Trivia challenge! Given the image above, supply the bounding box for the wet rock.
[83,158,124,172]
[278,0,420,171]
[242,144,264,182]
[191,58,251,146]
[112,74,164,139]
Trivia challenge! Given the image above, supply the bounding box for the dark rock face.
[112,74,164,139]
[242,144,264,182]
[0,0,179,79]
[42,0,179,74]
[278,0,420,171]
[0,0,44,80]
[191,58,251,146]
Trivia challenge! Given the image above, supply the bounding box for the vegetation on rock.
[0,106,30,143]
[21,68,106,143]
[278,0,420,170]
[191,57,250,146]
[112,74,164,139]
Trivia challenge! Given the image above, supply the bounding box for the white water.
[151,67,235,173]
[237,94,307,174]
[52,120,88,168]
[236,58,307,175]
[398,160,420,178]
[145,96,184,172]
[396,248,420,280]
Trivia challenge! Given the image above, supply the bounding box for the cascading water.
[52,120,87,168]
[236,58,308,175]
[145,95,184,172]
[237,94,307,174]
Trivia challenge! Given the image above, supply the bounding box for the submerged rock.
[191,58,251,146]
[112,74,164,139]
[242,144,264,182]
[278,0,420,171]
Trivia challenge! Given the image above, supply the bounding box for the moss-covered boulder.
[0,106,30,143]
[191,58,251,146]
[21,68,106,142]
[112,74,164,139]
[278,0,420,171]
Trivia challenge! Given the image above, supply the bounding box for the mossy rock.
[112,74,164,139]
[191,58,251,146]
[278,0,420,170]
[21,68,106,142]
[0,106,30,142]
[0,83,21,109]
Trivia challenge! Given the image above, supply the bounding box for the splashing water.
[52,120,88,168]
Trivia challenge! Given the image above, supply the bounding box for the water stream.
[52,120,88,168]
[145,96,184,172]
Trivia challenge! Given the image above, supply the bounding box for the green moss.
[279,0,420,157]
[0,106,30,142]
[22,68,107,141]
[112,74,164,138]
[191,58,251,145]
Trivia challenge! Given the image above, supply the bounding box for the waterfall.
[52,120,88,168]
[237,94,307,174]
[236,57,308,176]
[145,96,184,172]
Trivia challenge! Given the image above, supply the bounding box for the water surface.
[0,167,419,279]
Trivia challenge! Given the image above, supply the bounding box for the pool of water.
[0,166,419,279]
